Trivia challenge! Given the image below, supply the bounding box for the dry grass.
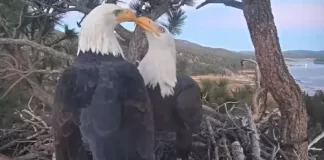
[192,70,279,110]
[191,70,255,91]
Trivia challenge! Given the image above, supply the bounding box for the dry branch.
[0,100,296,160]
[231,141,244,160]
[241,58,268,122]
[0,100,53,159]
[245,104,261,159]
[308,131,324,150]
[196,0,243,10]
[205,117,219,160]
[153,102,288,160]
[41,0,133,41]
[0,38,74,63]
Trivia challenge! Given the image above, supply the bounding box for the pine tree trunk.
[126,28,148,63]
[242,0,308,159]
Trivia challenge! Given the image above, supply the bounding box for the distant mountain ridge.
[238,50,324,58]
[53,28,319,75]
[171,39,323,75]
[173,39,253,75]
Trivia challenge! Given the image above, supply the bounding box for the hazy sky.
[60,0,324,51]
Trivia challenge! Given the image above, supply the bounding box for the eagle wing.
[52,61,155,160]
[52,66,98,159]
[117,62,155,160]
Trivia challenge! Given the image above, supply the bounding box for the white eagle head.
[136,17,177,98]
[77,4,136,56]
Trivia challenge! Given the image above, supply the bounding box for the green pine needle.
[160,9,187,36]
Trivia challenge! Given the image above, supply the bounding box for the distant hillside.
[174,40,253,75]
[283,50,324,58]
[53,29,256,75]
[238,50,324,59]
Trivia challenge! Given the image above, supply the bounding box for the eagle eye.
[159,26,165,33]
[114,9,122,16]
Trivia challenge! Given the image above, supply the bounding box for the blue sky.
[60,0,324,51]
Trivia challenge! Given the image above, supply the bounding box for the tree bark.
[242,0,308,159]
[127,28,148,63]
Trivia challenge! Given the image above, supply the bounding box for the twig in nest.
[0,123,30,141]
[15,153,40,160]
[261,134,288,160]
[308,131,324,150]
[21,109,49,128]
[231,141,244,160]
[244,104,261,159]
[15,96,50,130]
[0,71,33,101]
[0,129,47,152]
[0,53,19,68]
[202,105,230,124]
[202,92,210,104]
[222,102,242,130]
[270,143,280,160]
[221,138,232,160]
[205,117,219,160]
[17,110,42,130]
[204,115,224,128]
[207,140,211,160]
[308,147,322,151]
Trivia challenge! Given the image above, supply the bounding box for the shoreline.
[284,58,316,62]
[192,69,323,95]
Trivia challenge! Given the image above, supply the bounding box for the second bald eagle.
[137,17,203,160]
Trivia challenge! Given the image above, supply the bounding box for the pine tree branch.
[26,0,133,42]
[0,20,10,37]
[196,0,243,10]
[0,38,74,63]
[148,0,172,20]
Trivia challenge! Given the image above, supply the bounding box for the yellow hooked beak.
[116,9,137,22]
[135,16,160,36]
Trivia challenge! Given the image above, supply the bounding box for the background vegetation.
[0,0,324,159]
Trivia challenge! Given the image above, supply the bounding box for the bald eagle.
[52,4,158,160]
[136,17,203,160]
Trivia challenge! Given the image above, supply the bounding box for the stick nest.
[0,103,289,160]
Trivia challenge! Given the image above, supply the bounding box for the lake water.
[287,60,324,95]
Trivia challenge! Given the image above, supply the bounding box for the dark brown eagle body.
[146,73,202,160]
[134,18,203,160]
[52,52,154,160]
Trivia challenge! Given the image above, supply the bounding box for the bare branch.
[0,69,60,101]
[25,77,54,106]
[308,131,324,150]
[245,104,261,159]
[196,0,243,10]
[0,72,34,101]
[205,117,219,160]
[0,53,19,68]
[0,38,74,62]
[55,0,133,41]
[13,4,27,38]
[241,58,268,122]
[231,141,245,160]
[0,17,12,37]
